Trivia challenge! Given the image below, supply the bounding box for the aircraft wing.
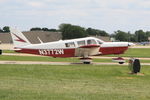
[75,44,101,57]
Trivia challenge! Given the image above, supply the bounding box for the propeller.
[128,42,135,46]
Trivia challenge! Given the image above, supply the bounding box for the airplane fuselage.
[15,37,129,57]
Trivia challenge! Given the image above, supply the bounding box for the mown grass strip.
[0,55,150,63]
[106,48,150,58]
[0,64,150,100]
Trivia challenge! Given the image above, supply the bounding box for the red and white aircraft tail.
[10,28,31,48]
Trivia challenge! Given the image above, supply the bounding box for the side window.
[77,40,86,46]
[87,39,97,45]
[65,42,75,47]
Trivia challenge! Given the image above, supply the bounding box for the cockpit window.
[77,40,86,46]
[87,39,97,45]
[65,42,75,47]
[97,40,103,44]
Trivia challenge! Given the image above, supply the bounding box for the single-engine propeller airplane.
[9,28,134,64]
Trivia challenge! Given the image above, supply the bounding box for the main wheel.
[0,49,2,55]
[83,62,91,64]
[80,58,92,64]
[119,62,124,64]
[133,59,141,73]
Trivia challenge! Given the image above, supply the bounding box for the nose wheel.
[112,57,125,64]
[118,62,125,64]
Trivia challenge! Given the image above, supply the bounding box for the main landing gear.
[79,57,125,64]
[80,58,92,64]
[112,57,125,64]
[0,49,2,55]
[80,57,125,64]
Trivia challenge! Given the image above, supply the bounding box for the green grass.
[0,55,79,62]
[0,64,150,100]
[0,48,150,100]
[0,55,113,63]
[106,48,150,58]
[0,55,150,63]
[121,48,150,58]
[2,50,15,53]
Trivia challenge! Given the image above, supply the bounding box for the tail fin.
[10,28,31,48]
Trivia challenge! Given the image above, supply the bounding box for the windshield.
[87,39,97,45]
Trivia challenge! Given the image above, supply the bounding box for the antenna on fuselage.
[37,37,43,43]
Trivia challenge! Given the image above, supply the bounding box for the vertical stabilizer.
[10,28,31,48]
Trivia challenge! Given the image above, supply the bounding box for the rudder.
[10,28,31,48]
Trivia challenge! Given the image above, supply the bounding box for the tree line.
[29,24,109,40]
[59,24,109,40]
[30,27,58,32]
[1,24,150,42]
[111,30,150,42]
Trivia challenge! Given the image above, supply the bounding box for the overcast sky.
[1,0,150,33]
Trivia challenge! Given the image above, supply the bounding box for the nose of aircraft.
[128,42,135,46]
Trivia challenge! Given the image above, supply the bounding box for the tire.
[119,62,124,64]
[133,59,141,73]
[83,62,91,64]
[0,49,2,55]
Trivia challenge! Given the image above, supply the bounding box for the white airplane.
[10,28,134,64]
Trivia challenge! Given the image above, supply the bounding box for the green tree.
[42,28,49,31]
[126,31,137,42]
[135,30,147,42]
[114,30,128,41]
[130,34,136,42]
[59,24,87,39]
[86,28,109,36]
[146,31,150,41]
[30,27,42,31]
[48,29,58,32]
[3,26,10,32]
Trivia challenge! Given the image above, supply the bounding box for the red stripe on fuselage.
[15,48,75,57]
[15,46,128,57]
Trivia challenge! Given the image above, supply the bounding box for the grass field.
[2,50,16,53]
[115,48,150,58]
[0,64,150,100]
[0,48,150,100]
[1,55,150,63]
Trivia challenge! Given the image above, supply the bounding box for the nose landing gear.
[112,57,125,64]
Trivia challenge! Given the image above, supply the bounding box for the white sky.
[1,0,150,33]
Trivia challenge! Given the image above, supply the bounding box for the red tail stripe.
[13,33,26,43]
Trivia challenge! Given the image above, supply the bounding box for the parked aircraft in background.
[9,28,134,64]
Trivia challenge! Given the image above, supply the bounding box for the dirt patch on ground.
[116,77,135,80]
